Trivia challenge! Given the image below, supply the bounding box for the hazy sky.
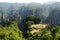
[0,0,60,3]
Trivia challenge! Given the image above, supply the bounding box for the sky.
[0,0,60,3]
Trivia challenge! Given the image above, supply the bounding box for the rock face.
[43,9,60,27]
[1,3,60,28]
[30,24,47,34]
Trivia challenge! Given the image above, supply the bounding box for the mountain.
[0,2,60,26]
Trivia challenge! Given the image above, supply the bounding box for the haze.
[0,0,60,3]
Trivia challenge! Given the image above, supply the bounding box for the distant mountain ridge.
[0,2,60,26]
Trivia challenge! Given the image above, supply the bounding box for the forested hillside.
[0,2,60,26]
[0,2,60,40]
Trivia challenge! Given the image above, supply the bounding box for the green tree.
[0,20,24,40]
[51,26,60,40]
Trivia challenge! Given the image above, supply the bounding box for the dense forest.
[0,2,60,40]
